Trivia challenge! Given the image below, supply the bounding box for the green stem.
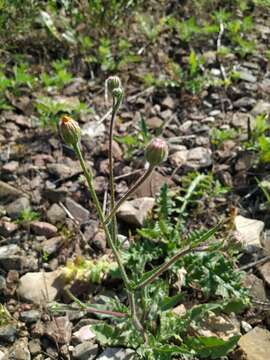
[109,102,117,244]
[73,142,130,290]
[105,166,154,225]
[128,291,148,342]
[135,246,192,290]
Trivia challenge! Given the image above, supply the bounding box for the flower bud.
[59,115,81,147]
[112,86,124,105]
[106,76,122,94]
[145,138,168,166]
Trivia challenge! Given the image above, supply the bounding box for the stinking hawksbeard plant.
[58,77,247,359]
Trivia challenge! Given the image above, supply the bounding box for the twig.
[239,255,270,271]
[127,86,154,103]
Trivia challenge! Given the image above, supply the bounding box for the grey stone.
[237,70,257,83]
[40,236,63,256]
[243,274,269,303]
[233,97,256,109]
[30,221,57,238]
[117,197,155,226]
[73,342,98,360]
[43,188,67,203]
[97,347,136,360]
[186,147,212,169]
[47,203,66,224]
[6,197,30,220]
[0,244,24,271]
[17,270,64,304]
[0,181,24,202]
[65,197,90,224]
[47,163,77,178]
[237,327,270,360]
[20,310,41,324]
[0,325,17,343]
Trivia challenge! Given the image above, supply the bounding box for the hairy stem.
[73,142,130,290]
[65,287,126,318]
[105,166,154,225]
[108,101,117,243]
[128,291,148,342]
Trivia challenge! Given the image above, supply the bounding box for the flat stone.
[28,339,41,356]
[40,236,63,256]
[237,327,270,360]
[73,342,98,360]
[146,117,163,129]
[233,97,256,109]
[186,147,212,169]
[258,262,270,288]
[2,161,19,173]
[235,215,264,250]
[231,112,255,130]
[0,244,24,271]
[20,310,41,324]
[44,316,72,345]
[243,274,269,303]
[8,338,31,360]
[237,70,257,83]
[43,188,67,203]
[30,221,58,238]
[96,347,136,360]
[133,170,173,198]
[162,96,175,109]
[0,325,17,343]
[0,221,18,237]
[170,150,188,167]
[0,181,24,202]
[65,197,90,224]
[117,197,155,226]
[198,313,240,341]
[6,197,30,219]
[0,275,6,291]
[47,163,77,178]
[47,203,66,224]
[17,270,64,304]
[73,325,96,343]
[251,100,270,117]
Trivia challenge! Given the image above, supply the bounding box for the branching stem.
[105,165,154,225]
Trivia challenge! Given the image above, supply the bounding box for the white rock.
[73,325,96,343]
[17,270,64,304]
[235,215,264,249]
[117,197,155,226]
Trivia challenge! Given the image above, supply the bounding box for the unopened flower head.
[112,86,124,104]
[106,76,122,94]
[59,115,81,147]
[145,138,168,166]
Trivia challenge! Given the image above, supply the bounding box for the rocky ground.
[1,2,270,360]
